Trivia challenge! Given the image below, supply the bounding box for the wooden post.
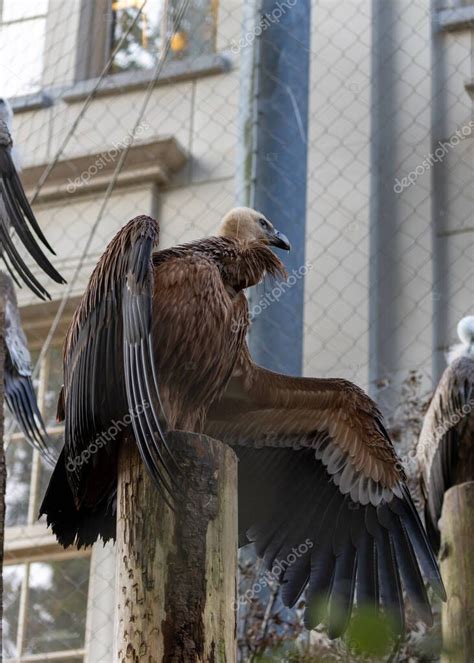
[115,431,238,663]
[440,482,474,663]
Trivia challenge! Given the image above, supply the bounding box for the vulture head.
[447,315,474,363]
[217,207,291,251]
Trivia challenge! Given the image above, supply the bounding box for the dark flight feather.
[205,352,445,636]
[1,272,53,461]
[0,99,65,300]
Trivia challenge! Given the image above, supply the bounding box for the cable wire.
[5,0,192,443]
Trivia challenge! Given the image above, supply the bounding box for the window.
[3,342,92,663]
[0,0,49,97]
[4,557,90,662]
[110,0,218,73]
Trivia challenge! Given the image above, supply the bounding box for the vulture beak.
[269,229,291,251]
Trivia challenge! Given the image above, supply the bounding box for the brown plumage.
[151,235,286,430]
[417,317,474,553]
[205,346,445,636]
[41,208,289,539]
[40,210,444,639]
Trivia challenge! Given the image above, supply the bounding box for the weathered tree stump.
[115,431,238,663]
[440,482,474,663]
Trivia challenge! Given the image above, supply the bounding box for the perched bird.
[417,315,474,553]
[0,98,65,300]
[1,272,52,460]
[41,210,445,638]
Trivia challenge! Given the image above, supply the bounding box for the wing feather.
[355,535,378,614]
[4,371,52,460]
[2,272,53,460]
[376,528,404,634]
[0,127,65,298]
[417,356,474,551]
[328,540,357,638]
[384,507,432,625]
[59,215,176,506]
[205,351,445,636]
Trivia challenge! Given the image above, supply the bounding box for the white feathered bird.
[0,97,65,300]
[417,315,474,551]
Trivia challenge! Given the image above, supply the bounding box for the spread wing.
[2,273,52,461]
[0,118,65,300]
[417,356,474,551]
[205,349,446,638]
[60,215,176,504]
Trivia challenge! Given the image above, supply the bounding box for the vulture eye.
[259,218,270,230]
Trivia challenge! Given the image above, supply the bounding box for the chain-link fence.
[1,0,473,660]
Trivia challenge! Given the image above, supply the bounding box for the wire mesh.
[1,0,473,661]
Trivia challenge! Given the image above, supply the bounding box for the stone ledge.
[8,53,231,113]
[5,523,91,562]
[21,137,188,203]
[437,6,474,31]
[63,52,232,103]
[9,91,54,113]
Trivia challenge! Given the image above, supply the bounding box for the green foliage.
[345,609,395,658]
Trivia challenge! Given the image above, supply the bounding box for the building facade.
[1,0,472,660]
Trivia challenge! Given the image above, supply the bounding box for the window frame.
[0,1,49,98]
[74,0,220,83]
[8,0,228,111]
[3,554,91,663]
[3,340,92,663]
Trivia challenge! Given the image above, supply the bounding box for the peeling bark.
[115,431,237,663]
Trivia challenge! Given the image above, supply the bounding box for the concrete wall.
[11,0,474,411]
[304,0,373,388]
[13,0,242,310]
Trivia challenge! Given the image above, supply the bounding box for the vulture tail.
[39,449,116,549]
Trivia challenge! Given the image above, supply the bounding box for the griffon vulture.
[0,98,65,300]
[40,211,445,638]
[1,272,52,460]
[417,315,474,553]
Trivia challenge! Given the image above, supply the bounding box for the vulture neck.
[217,236,287,293]
[447,341,474,364]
